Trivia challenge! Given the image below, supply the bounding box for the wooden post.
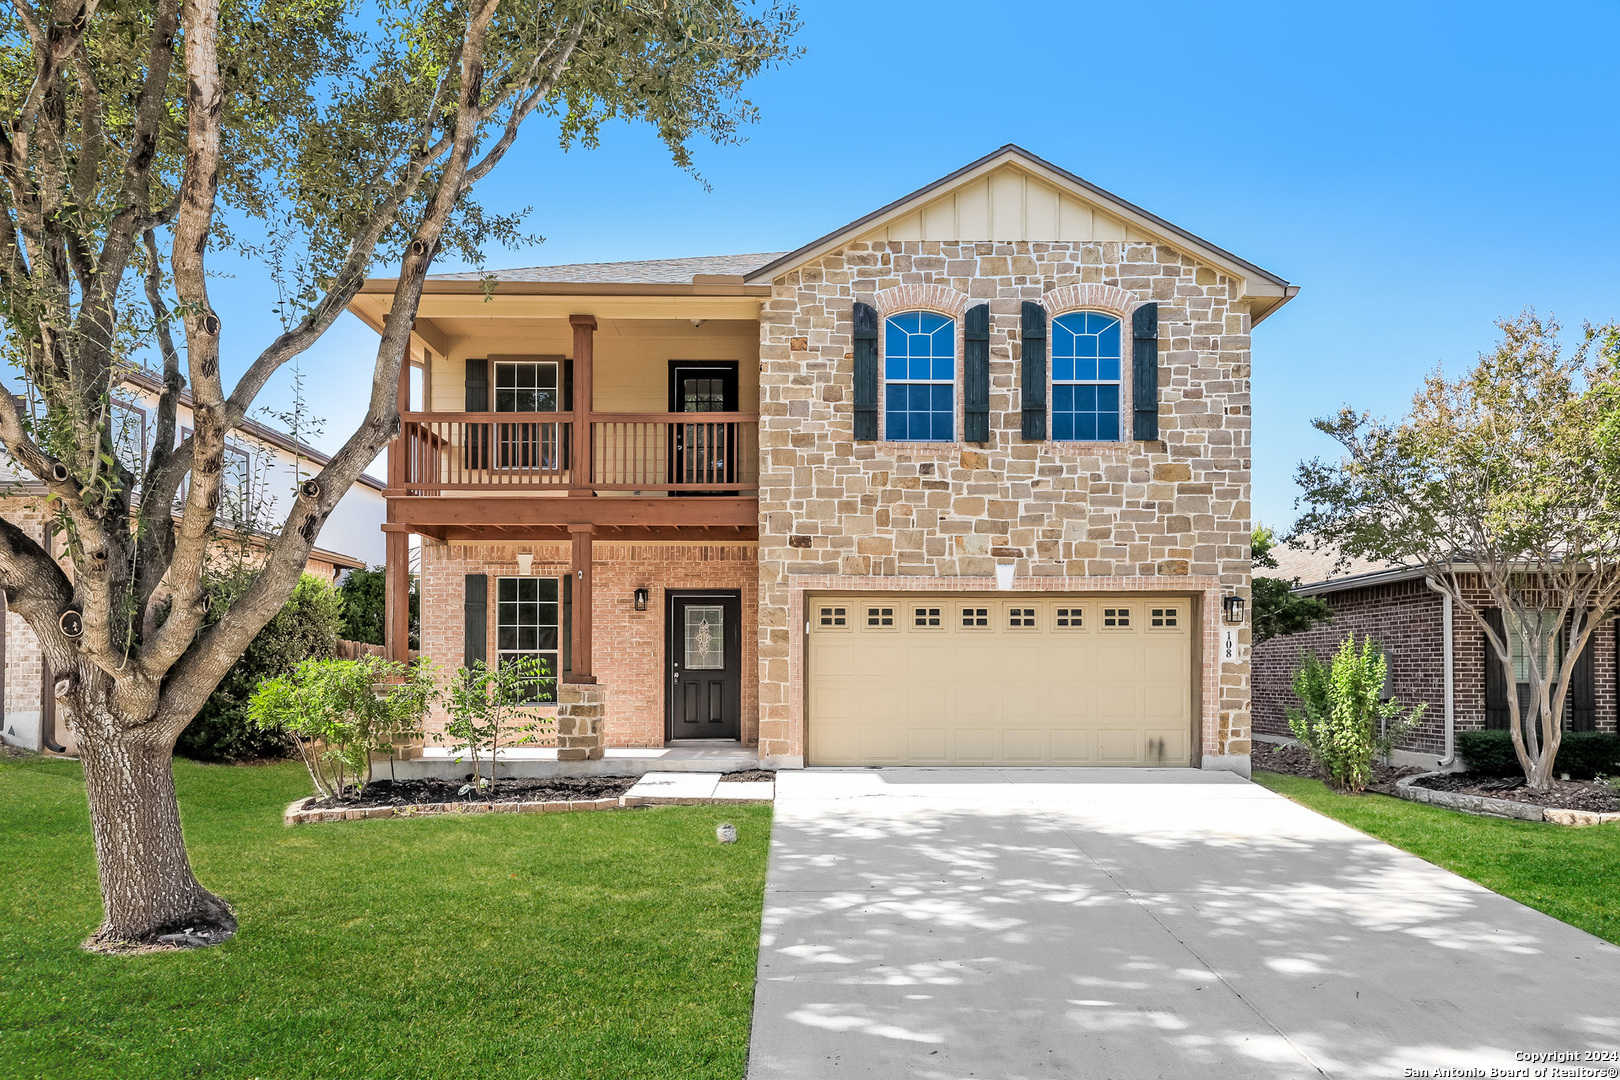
[384,526,410,663]
[569,314,596,493]
[567,522,594,683]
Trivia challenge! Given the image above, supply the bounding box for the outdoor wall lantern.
[1222,594,1246,625]
[634,588,649,612]
[516,553,533,576]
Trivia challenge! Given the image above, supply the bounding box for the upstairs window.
[884,311,954,442]
[1051,312,1122,442]
[494,360,559,413]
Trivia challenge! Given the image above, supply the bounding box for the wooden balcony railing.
[393,411,758,494]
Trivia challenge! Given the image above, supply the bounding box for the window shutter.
[464,358,489,470]
[563,357,574,412]
[1132,303,1159,441]
[1483,607,1509,730]
[1021,301,1047,441]
[963,304,990,443]
[1570,619,1596,732]
[464,574,488,668]
[465,358,489,411]
[852,301,879,441]
[561,573,572,676]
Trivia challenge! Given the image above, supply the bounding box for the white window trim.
[494,574,562,703]
[881,309,959,445]
[1050,309,1126,444]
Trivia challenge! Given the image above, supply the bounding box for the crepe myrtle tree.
[0,0,798,950]
[1295,313,1620,790]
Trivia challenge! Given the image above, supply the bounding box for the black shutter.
[963,304,990,443]
[1484,607,1509,730]
[464,358,489,470]
[1132,303,1159,441]
[561,573,572,676]
[464,574,488,668]
[1570,618,1596,732]
[852,301,880,441]
[1020,301,1047,441]
[562,357,574,412]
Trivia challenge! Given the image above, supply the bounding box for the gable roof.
[745,144,1298,324]
[428,252,784,285]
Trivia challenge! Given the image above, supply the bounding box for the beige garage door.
[806,594,1194,767]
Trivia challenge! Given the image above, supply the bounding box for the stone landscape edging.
[282,791,772,825]
[1393,772,1620,826]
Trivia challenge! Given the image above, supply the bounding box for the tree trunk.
[78,721,235,950]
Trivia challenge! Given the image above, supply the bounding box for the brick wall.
[756,240,1254,762]
[1252,574,1618,756]
[419,539,758,748]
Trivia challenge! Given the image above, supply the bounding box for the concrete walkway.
[747,769,1620,1079]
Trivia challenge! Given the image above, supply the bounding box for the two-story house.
[354,146,1295,773]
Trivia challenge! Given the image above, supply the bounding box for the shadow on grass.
[0,755,771,1080]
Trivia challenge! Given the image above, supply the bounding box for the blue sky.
[214,0,1620,528]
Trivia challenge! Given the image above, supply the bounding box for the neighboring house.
[0,371,388,754]
[353,145,1296,771]
[1251,543,1620,769]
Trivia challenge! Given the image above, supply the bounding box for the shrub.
[248,655,436,797]
[1286,634,1426,792]
[438,657,555,795]
[1458,729,1620,779]
[176,573,344,762]
[337,565,418,649]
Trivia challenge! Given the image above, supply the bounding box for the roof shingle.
[429,252,785,285]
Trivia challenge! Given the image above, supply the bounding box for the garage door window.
[1006,605,1038,630]
[959,605,991,629]
[913,605,943,629]
[865,605,897,629]
[1103,607,1130,628]
[1055,606,1084,628]
[1150,606,1179,629]
[817,605,849,629]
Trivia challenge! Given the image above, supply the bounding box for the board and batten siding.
[873,165,1156,245]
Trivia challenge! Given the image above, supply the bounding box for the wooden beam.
[384,529,410,663]
[570,314,595,494]
[437,524,759,543]
[389,495,757,529]
[568,523,595,683]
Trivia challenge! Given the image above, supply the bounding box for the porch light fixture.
[516,552,533,576]
[1222,594,1246,625]
[634,588,649,612]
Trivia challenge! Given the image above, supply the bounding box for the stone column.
[556,682,606,761]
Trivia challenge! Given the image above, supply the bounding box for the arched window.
[1051,311,1122,441]
[884,311,955,442]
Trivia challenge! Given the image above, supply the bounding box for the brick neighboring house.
[1251,544,1620,769]
[358,145,1296,772]
[0,371,387,755]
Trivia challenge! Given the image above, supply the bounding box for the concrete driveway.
[746,769,1620,1079]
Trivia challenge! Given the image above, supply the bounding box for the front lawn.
[1254,770,1620,947]
[0,756,771,1080]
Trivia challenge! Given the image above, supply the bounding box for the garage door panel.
[807,593,1193,768]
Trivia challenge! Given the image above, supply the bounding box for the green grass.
[0,756,771,1080]
[1254,770,1620,947]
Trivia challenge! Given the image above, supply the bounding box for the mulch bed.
[718,770,776,783]
[1412,772,1619,813]
[310,775,639,810]
[1250,743,1425,795]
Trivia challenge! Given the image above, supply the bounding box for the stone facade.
[754,240,1254,765]
[1253,575,1620,758]
[417,539,758,748]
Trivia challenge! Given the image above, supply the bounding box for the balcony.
[393,411,759,495]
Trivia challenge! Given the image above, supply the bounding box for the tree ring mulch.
[1410,771,1619,814]
[718,769,775,783]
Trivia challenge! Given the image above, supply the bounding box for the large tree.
[0,0,797,950]
[1295,313,1620,789]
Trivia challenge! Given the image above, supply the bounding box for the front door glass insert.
[684,605,725,670]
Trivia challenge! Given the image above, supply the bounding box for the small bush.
[1287,634,1425,792]
[337,565,418,649]
[1458,729,1620,779]
[177,573,345,762]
